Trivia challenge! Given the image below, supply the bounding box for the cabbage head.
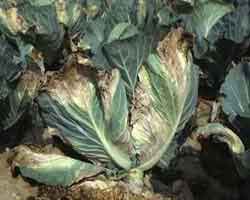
[37,28,198,173]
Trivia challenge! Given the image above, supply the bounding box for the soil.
[0,151,37,200]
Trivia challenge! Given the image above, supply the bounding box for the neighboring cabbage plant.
[0,36,40,131]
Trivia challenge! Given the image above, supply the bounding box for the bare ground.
[0,151,37,200]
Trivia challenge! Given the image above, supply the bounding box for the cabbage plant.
[11,28,198,187]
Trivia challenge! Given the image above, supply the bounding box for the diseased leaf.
[131,28,198,170]
[190,123,250,179]
[12,146,104,186]
[193,123,245,154]
[220,62,250,121]
[55,0,83,27]
[195,99,214,127]
[97,70,129,142]
[0,0,65,65]
[37,29,199,174]
[37,58,132,170]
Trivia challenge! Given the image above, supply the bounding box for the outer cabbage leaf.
[193,123,245,154]
[0,37,22,83]
[55,0,83,28]
[37,58,132,170]
[220,62,250,121]
[0,0,64,65]
[104,34,152,94]
[185,0,234,39]
[190,123,250,179]
[0,37,40,131]
[77,0,156,93]
[171,0,195,13]
[157,7,180,27]
[12,146,104,186]
[208,0,250,44]
[97,70,129,143]
[0,70,40,131]
[78,18,105,53]
[107,23,139,44]
[0,37,22,130]
[182,0,234,58]
[77,0,137,54]
[131,28,198,170]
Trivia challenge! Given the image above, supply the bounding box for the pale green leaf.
[220,62,250,121]
[131,29,198,170]
[185,0,234,38]
[208,0,250,44]
[38,59,132,169]
[12,146,104,186]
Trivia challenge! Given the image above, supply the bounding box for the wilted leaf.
[37,58,132,170]
[97,70,129,142]
[190,123,250,179]
[195,99,216,127]
[193,123,245,154]
[37,28,198,174]
[12,146,104,186]
[131,28,198,170]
